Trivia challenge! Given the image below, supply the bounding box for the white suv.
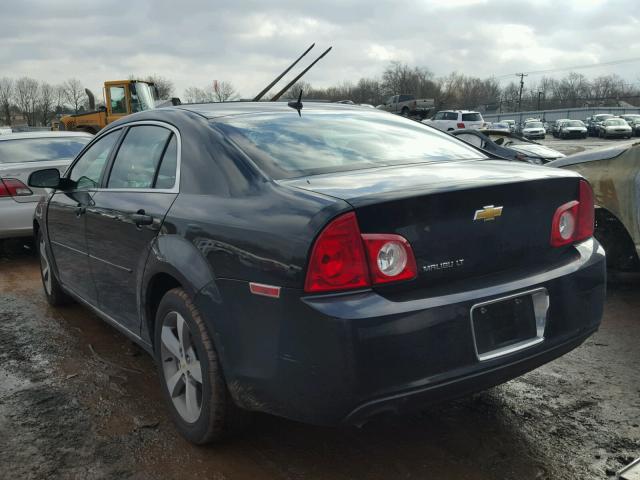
[422,110,484,132]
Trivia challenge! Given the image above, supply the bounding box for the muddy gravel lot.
[0,238,639,480]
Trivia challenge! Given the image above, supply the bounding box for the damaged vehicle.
[451,129,565,164]
[29,102,605,444]
[550,143,640,273]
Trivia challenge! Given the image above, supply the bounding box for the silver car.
[0,131,91,240]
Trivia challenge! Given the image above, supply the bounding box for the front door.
[85,124,179,332]
[47,130,121,304]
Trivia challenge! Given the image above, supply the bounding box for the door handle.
[132,211,154,227]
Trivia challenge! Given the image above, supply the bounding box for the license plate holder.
[471,288,549,361]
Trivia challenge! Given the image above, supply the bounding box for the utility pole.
[537,91,543,111]
[516,73,527,112]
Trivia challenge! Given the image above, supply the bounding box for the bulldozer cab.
[104,80,158,120]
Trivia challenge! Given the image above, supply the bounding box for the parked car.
[0,126,12,135]
[550,143,640,273]
[598,118,633,139]
[521,121,546,140]
[0,131,91,241]
[451,129,565,164]
[558,120,587,139]
[502,119,516,132]
[489,122,510,131]
[377,94,434,118]
[30,103,605,444]
[620,114,640,136]
[551,119,570,138]
[587,114,614,137]
[422,110,484,131]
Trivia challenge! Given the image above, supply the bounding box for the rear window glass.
[214,111,486,179]
[0,137,90,164]
[462,113,482,122]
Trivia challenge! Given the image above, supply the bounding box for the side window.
[456,133,483,148]
[154,135,178,189]
[399,95,412,102]
[107,126,172,189]
[109,86,127,114]
[444,112,458,120]
[433,112,445,120]
[385,96,394,105]
[69,131,120,190]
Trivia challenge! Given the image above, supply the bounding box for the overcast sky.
[1,0,639,100]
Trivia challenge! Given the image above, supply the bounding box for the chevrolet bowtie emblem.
[473,205,503,222]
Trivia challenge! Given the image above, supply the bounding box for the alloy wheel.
[160,311,203,423]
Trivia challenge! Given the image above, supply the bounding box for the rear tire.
[38,230,71,306]
[400,107,409,117]
[154,288,251,444]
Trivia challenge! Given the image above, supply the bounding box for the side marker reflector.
[249,283,281,298]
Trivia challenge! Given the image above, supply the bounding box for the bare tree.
[63,78,85,114]
[54,84,66,114]
[0,77,14,126]
[213,80,237,102]
[38,82,55,125]
[144,74,175,100]
[183,87,210,103]
[15,77,39,126]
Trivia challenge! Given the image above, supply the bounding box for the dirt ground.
[0,238,639,480]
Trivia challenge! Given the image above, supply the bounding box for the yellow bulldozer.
[58,80,161,133]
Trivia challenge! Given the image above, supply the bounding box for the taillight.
[550,180,594,247]
[457,122,465,129]
[304,212,370,293]
[0,178,32,198]
[361,234,417,285]
[304,212,417,293]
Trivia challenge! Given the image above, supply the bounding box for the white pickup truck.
[376,94,435,118]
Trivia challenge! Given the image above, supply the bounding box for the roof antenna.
[253,43,315,102]
[288,89,303,116]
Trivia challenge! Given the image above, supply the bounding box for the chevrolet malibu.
[29,103,606,444]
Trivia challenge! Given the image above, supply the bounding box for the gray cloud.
[1,0,639,100]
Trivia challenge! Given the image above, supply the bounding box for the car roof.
[0,131,93,141]
[172,101,382,119]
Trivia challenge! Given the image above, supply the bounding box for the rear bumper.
[0,198,36,239]
[199,239,605,426]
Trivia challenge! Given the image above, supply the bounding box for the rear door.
[47,130,121,303]
[85,123,179,332]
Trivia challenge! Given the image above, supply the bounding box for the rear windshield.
[214,111,486,179]
[605,119,626,126]
[525,122,543,128]
[461,113,482,122]
[0,137,90,164]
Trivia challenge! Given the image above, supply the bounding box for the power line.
[495,56,640,80]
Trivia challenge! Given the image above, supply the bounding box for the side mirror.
[28,168,61,189]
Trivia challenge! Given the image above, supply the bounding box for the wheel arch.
[141,235,218,347]
[594,207,640,271]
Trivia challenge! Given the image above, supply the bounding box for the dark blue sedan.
[29,102,605,443]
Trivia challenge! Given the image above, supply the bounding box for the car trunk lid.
[282,160,582,290]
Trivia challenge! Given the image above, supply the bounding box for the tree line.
[279,62,640,112]
[2,63,638,127]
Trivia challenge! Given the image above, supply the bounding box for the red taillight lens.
[457,122,465,129]
[304,213,418,293]
[0,178,32,197]
[304,212,370,293]
[550,180,595,247]
[362,234,417,284]
[576,179,594,241]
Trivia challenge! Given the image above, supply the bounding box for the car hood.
[279,159,578,207]
[509,144,565,159]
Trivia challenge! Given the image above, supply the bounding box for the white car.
[598,118,633,139]
[520,121,546,140]
[422,110,484,132]
[558,120,587,139]
[0,131,91,241]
